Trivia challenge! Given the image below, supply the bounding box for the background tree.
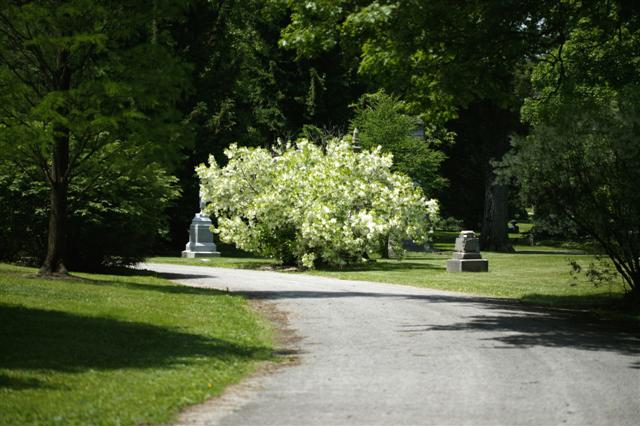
[499,6,640,303]
[0,0,190,273]
[278,0,584,251]
[350,91,446,196]
[166,0,365,250]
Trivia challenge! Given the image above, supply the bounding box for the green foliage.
[436,216,464,232]
[0,1,190,270]
[280,0,347,56]
[0,165,48,262]
[0,150,179,270]
[277,0,573,251]
[177,0,287,151]
[569,256,620,292]
[197,139,438,268]
[350,91,446,196]
[65,148,180,270]
[174,0,362,154]
[0,263,273,425]
[0,0,189,167]
[279,0,567,123]
[499,13,640,301]
[167,0,366,248]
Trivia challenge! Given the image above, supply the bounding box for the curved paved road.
[144,263,640,426]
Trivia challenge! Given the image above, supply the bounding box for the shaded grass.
[0,263,273,426]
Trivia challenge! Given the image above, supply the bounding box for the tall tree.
[278,0,580,251]
[0,0,189,274]
[500,4,640,303]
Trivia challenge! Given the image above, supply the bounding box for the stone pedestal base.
[182,250,220,258]
[446,258,488,273]
[182,210,221,258]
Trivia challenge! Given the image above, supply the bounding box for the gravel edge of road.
[171,297,302,426]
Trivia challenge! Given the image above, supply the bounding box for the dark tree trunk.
[39,132,70,275]
[381,234,390,259]
[442,101,522,250]
[624,267,640,307]
[480,173,513,252]
[631,281,640,307]
[39,51,71,275]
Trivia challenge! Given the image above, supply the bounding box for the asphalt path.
[143,263,640,426]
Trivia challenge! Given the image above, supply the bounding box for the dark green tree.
[0,1,190,274]
[350,91,445,196]
[500,8,640,303]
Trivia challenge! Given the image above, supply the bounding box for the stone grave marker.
[446,230,488,272]
[182,198,220,258]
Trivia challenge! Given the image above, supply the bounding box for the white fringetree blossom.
[197,138,439,268]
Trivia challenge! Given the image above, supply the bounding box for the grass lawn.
[307,249,630,310]
[0,263,273,426]
[150,245,632,315]
[149,255,277,270]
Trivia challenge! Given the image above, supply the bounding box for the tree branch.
[0,50,45,98]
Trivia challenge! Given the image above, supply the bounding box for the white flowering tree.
[197,138,439,268]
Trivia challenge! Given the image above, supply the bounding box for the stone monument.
[181,197,220,258]
[446,230,488,272]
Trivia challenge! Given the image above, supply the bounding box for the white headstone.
[181,197,220,258]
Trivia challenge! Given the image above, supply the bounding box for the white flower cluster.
[197,138,439,268]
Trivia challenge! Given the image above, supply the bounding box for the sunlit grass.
[0,263,273,426]
[148,255,277,269]
[308,250,627,307]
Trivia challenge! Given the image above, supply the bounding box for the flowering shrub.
[197,138,439,268]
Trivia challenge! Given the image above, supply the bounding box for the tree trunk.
[629,271,640,307]
[39,50,71,275]
[443,101,521,250]
[39,133,70,275]
[480,173,513,252]
[381,234,390,259]
[631,287,640,307]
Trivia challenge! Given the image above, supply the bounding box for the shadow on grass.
[316,260,441,273]
[8,267,228,298]
[0,304,271,388]
[109,280,226,296]
[521,293,627,309]
[49,273,226,297]
[136,272,218,282]
[147,259,278,270]
[514,250,588,255]
[0,374,59,391]
[227,261,280,270]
